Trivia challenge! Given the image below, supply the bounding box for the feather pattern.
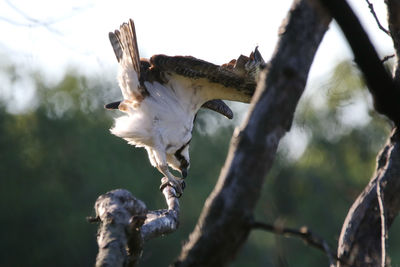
[106,19,264,195]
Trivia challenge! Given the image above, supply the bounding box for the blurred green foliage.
[0,61,398,267]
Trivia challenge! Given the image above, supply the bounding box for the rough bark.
[315,0,400,266]
[94,182,180,267]
[336,129,400,267]
[95,189,147,267]
[173,1,331,266]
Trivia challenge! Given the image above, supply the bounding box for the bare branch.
[386,0,400,82]
[376,180,387,267]
[1,0,93,35]
[141,178,180,241]
[251,221,340,267]
[319,0,400,126]
[336,128,400,267]
[94,189,147,267]
[365,0,391,36]
[93,180,181,267]
[382,54,395,63]
[173,1,331,266]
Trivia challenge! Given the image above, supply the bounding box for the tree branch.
[387,0,400,82]
[314,1,400,266]
[173,0,331,266]
[376,179,387,267]
[251,221,340,267]
[365,0,391,36]
[319,0,400,126]
[336,128,400,267]
[93,179,180,267]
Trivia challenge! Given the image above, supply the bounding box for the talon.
[159,178,184,198]
[159,181,169,192]
[173,180,183,198]
[181,180,186,190]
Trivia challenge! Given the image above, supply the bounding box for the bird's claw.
[159,178,185,198]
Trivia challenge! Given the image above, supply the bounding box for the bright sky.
[0,0,393,80]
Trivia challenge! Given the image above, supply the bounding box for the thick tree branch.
[318,0,400,126]
[313,1,400,266]
[94,189,147,267]
[337,128,400,267]
[93,180,180,267]
[173,1,331,266]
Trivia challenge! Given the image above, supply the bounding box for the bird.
[106,19,264,196]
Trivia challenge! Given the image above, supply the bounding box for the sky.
[0,0,394,79]
[0,0,395,157]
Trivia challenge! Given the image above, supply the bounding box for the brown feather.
[150,54,257,100]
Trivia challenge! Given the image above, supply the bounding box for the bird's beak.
[181,168,188,178]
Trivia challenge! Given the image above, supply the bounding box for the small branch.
[376,180,387,267]
[382,54,395,63]
[319,0,400,126]
[141,177,180,241]
[365,0,391,36]
[93,179,181,267]
[251,221,340,267]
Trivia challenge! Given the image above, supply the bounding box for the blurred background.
[0,0,398,266]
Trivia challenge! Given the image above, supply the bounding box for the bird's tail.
[109,19,141,76]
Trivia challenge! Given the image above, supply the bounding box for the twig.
[2,0,93,35]
[376,179,387,267]
[251,221,342,266]
[365,0,391,36]
[319,0,400,126]
[382,54,395,63]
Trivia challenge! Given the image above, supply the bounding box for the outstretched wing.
[109,19,147,102]
[106,19,265,119]
[149,47,265,104]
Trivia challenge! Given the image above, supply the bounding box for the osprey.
[106,19,264,196]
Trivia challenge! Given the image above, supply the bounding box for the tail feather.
[109,31,123,62]
[119,19,141,76]
[109,19,141,75]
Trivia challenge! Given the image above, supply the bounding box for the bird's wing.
[149,48,264,104]
[109,19,147,102]
[107,19,265,119]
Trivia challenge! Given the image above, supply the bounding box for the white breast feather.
[110,79,204,163]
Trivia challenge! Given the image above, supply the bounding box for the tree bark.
[315,0,400,266]
[94,183,180,267]
[336,129,400,267]
[173,1,331,266]
[95,189,148,267]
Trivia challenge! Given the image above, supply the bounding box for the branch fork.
[93,178,180,267]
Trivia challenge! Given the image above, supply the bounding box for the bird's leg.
[152,148,184,197]
[157,165,184,197]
